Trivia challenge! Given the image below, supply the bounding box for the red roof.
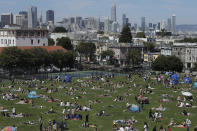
[0,46,67,53]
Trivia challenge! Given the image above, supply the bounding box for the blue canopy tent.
[193,82,197,89]
[28,91,38,99]
[65,75,71,83]
[165,72,172,75]
[184,77,192,84]
[129,104,140,112]
[170,74,179,85]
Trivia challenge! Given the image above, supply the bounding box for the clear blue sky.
[0,0,196,24]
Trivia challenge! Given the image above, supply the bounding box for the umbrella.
[182,91,192,97]
[3,126,16,131]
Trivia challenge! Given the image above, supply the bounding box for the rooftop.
[0,46,66,53]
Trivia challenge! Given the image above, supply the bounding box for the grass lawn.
[0,73,196,131]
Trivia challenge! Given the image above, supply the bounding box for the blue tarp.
[184,77,192,84]
[193,82,197,89]
[170,74,179,85]
[129,105,140,112]
[65,75,71,83]
[165,72,172,75]
[28,91,38,99]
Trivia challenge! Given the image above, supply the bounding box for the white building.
[0,29,48,47]
[14,15,24,26]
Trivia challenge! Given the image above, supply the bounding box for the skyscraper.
[46,10,54,24]
[160,19,166,30]
[171,14,176,34]
[19,11,28,28]
[104,17,110,33]
[14,15,24,26]
[111,4,116,22]
[1,13,13,27]
[28,6,37,29]
[141,17,146,32]
[19,11,28,19]
[167,18,171,32]
[122,14,126,27]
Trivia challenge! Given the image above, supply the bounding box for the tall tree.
[144,42,156,52]
[152,55,183,72]
[76,42,96,62]
[127,48,141,66]
[53,27,67,33]
[100,50,115,65]
[136,32,146,38]
[48,38,55,46]
[57,37,73,50]
[0,47,22,71]
[119,25,132,43]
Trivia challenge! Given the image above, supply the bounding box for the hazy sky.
[0,0,196,25]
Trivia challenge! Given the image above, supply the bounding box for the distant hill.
[176,25,197,32]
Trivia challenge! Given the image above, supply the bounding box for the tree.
[127,48,141,66]
[161,29,167,37]
[152,55,183,72]
[76,42,96,62]
[0,47,22,71]
[144,42,156,52]
[28,47,50,71]
[136,32,146,38]
[56,37,73,50]
[100,50,115,64]
[50,50,75,71]
[48,38,55,46]
[53,27,67,33]
[119,25,132,43]
[192,63,197,71]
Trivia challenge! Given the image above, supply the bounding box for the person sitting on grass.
[182,110,190,116]
[48,107,55,113]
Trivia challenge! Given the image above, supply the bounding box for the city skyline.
[0,0,196,25]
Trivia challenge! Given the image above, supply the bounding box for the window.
[16,31,22,37]
[24,32,28,36]
[13,40,14,44]
[30,32,34,36]
[4,39,7,44]
[38,40,40,44]
[43,43,45,46]
[31,40,33,45]
[1,39,3,44]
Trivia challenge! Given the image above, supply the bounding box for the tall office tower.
[19,11,28,28]
[111,4,116,22]
[68,17,75,25]
[112,21,118,33]
[95,18,100,31]
[104,17,110,33]
[14,15,24,26]
[1,13,13,27]
[28,6,37,28]
[160,19,166,30]
[149,23,153,28]
[171,14,176,34]
[46,10,54,24]
[153,24,157,30]
[76,17,82,26]
[141,17,146,32]
[157,22,161,30]
[38,13,43,26]
[167,18,171,32]
[19,11,28,19]
[122,14,126,27]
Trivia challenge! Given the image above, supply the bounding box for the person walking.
[39,116,43,131]
[144,122,148,131]
[186,119,191,131]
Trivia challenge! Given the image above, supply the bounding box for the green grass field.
[0,73,196,131]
